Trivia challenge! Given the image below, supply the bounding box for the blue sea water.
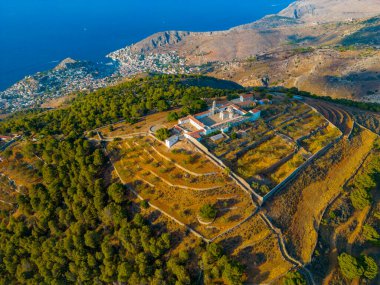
[0,0,293,90]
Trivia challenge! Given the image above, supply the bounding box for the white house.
[240,93,254,102]
[177,100,262,140]
[165,135,179,148]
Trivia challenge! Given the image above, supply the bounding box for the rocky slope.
[109,0,380,102]
[209,47,380,102]
[278,0,380,23]
[125,0,380,62]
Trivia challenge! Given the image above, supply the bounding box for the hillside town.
[107,47,195,76]
[0,48,193,114]
[0,59,119,114]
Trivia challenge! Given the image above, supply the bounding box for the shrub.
[108,183,127,203]
[260,185,270,195]
[338,253,364,280]
[140,200,149,209]
[156,128,170,141]
[167,112,179,122]
[362,225,380,245]
[350,188,372,210]
[199,204,217,221]
[283,271,306,285]
[362,255,378,280]
[337,253,378,280]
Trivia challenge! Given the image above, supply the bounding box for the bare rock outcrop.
[279,0,380,23]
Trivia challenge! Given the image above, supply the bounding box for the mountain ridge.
[126,0,380,62]
[2,0,380,114]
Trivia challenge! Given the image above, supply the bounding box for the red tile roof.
[241,93,253,99]
[250,109,261,114]
[174,125,183,132]
[0,135,12,140]
[189,130,203,139]
[188,116,205,128]
[228,104,248,114]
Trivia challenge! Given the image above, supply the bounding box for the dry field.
[0,142,41,211]
[203,120,269,159]
[269,151,308,185]
[265,126,377,263]
[0,142,41,188]
[301,125,342,154]
[269,102,311,128]
[215,214,293,284]
[236,135,295,180]
[153,140,220,174]
[308,139,380,284]
[94,109,179,138]
[279,112,327,141]
[110,136,256,239]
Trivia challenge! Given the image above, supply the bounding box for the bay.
[0,0,293,90]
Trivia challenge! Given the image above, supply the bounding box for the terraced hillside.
[202,98,340,199]
[214,214,293,284]
[309,138,380,284]
[304,98,354,137]
[1,74,379,284]
[109,135,256,240]
[265,125,377,264]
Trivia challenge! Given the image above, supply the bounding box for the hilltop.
[1,75,380,284]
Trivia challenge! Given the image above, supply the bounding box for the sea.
[0,0,293,90]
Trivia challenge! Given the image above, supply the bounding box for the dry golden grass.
[153,139,220,174]
[236,135,294,179]
[266,127,377,263]
[40,93,77,109]
[280,113,327,140]
[0,142,41,187]
[97,109,179,137]
[215,214,293,284]
[270,102,309,126]
[302,125,341,154]
[206,121,269,158]
[112,136,256,239]
[270,152,307,184]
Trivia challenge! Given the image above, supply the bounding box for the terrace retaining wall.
[187,136,263,206]
[262,134,343,204]
[233,134,273,160]
[295,123,328,144]
[101,141,210,242]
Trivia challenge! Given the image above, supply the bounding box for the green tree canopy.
[107,183,127,203]
[199,204,217,221]
[156,128,170,141]
[338,253,364,280]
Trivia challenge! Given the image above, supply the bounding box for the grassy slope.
[265,127,377,263]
